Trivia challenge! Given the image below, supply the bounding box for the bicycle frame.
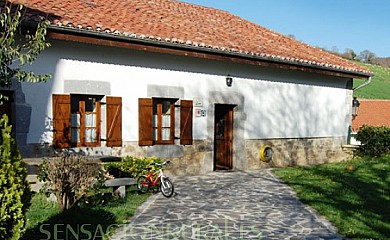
[141,165,169,189]
[137,161,174,197]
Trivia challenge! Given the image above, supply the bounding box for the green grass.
[22,186,150,240]
[353,62,390,100]
[273,155,390,239]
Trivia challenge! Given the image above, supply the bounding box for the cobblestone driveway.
[110,170,343,240]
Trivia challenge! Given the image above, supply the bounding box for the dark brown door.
[214,104,234,171]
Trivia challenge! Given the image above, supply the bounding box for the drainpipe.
[347,76,372,144]
[353,76,372,91]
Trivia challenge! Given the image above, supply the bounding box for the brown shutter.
[52,94,71,148]
[138,98,153,146]
[106,96,122,147]
[180,100,193,145]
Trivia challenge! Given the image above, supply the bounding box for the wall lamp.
[352,97,360,117]
[226,74,233,87]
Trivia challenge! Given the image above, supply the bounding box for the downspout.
[353,76,372,91]
[347,76,372,144]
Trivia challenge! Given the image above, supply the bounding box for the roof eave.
[46,25,372,80]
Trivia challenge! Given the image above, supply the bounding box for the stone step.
[26,174,39,184]
[30,183,45,193]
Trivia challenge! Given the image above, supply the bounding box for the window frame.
[70,94,102,147]
[152,98,176,145]
[138,98,193,146]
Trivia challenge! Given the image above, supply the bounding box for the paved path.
[110,170,343,240]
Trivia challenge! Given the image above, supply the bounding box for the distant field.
[353,62,390,100]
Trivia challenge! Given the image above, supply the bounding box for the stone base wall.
[112,140,213,176]
[245,136,351,170]
[22,136,352,176]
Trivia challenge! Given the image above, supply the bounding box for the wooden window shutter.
[106,96,122,147]
[138,98,153,146]
[52,94,71,148]
[180,100,193,145]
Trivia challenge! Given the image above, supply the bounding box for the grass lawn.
[273,155,390,239]
[22,186,150,240]
[353,62,390,100]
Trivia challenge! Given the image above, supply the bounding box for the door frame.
[213,104,235,171]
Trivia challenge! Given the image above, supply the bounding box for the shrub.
[103,161,132,178]
[123,156,162,178]
[0,115,31,240]
[355,125,390,157]
[38,153,104,212]
[104,156,162,178]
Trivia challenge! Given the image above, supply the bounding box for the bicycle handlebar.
[152,161,171,167]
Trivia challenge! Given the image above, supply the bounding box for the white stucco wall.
[21,40,352,144]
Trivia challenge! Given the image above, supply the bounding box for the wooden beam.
[47,31,369,79]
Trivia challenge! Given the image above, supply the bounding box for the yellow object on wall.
[260,145,273,162]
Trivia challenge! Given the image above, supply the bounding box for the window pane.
[85,97,96,112]
[85,113,96,127]
[162,128,170,140]
[153,102,158,114]
[85,129,97,142]
[152,115,158,127]
[153,128,158,141]
[162,115,170,127]
[71,128,79,143]
[71,96,80,112]
[71,114,80,127]
[162,101,171,114]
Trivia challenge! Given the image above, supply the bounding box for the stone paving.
[110,170,343,240]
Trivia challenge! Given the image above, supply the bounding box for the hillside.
[353,62,390,100]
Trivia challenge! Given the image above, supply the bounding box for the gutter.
[353,76,372,91]
[43,24,372,79]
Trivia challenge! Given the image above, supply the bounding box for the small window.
[138,98,193,146]
[152,99,176,144]
[70,95,101,146]
[53,94,122,148]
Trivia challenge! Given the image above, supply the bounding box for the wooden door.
[214,104,234,171]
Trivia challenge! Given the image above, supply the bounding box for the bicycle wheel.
[160,177,174,198]
[137,176,149,194]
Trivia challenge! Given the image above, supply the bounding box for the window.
[70,95,100,146]
[53,94,122,148]
[153,99,175,144]
[139,98,193,146]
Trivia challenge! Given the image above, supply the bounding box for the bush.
[0,115,31,240]
[355,125,390,157]
[38,153,104,212]
[104,156,162,178]
[104,161,132,178]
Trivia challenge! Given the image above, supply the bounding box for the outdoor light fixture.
[226,74,233,87]
[352,97,360,117]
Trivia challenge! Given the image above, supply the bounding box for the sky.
[181,0,390,58]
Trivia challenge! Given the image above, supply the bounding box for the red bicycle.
[136,161,174,198]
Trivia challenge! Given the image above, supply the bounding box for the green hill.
[353,62,390,100]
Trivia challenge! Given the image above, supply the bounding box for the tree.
[1,1,51,91]
[0,2,50,239]
[341,48,357,60]
[358,50,376,63]
[39,153,103,212]
[331,46,339,54]
[0,115,31,240]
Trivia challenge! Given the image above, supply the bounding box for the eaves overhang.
[46,24,373,80]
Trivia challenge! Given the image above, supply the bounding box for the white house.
[1,0,372,175]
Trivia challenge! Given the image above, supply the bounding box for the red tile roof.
[5,0,372,76]
[352,100,390,131]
